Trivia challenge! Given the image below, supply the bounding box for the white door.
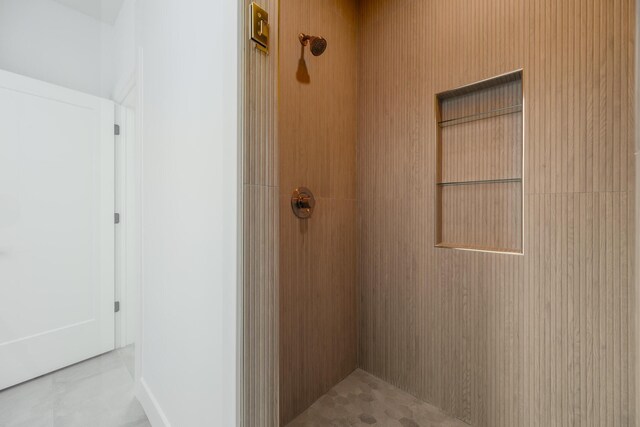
[0,70,115,390]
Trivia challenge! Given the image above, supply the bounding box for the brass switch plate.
[250,2,269,53]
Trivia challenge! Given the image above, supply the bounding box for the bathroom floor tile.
[288,370,469,427]
[0,345,149,427]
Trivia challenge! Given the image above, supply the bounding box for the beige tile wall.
[242,0,279,426]
[358,1,635,426]
[278,0,359,424]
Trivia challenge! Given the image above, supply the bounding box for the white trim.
[113,71,137,106]
[114,102,140,350]
[134,46,144,391]
[114,104,126,349]
[0,68,108,107]
[136,378,171,427]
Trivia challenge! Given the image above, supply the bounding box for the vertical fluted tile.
[242,0,280,426]
[278,0,359,425]
[357,0,635,426]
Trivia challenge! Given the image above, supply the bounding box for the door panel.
[0,69,115,389]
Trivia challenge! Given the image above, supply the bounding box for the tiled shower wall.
[278,0,359,424]
[358,0,635,426]
[242,0,279,425]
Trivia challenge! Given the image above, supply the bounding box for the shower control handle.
[295,195,312,210]
[291,187,315,219]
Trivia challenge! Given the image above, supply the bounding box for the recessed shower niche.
[435,70,523,254]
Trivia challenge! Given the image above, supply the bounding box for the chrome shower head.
[299,33,327,56]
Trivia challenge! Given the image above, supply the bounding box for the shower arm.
[298,33,312,46]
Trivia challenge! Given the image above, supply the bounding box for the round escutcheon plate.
[290,187,315,219]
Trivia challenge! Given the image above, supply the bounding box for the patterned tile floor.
[288,369,470,427]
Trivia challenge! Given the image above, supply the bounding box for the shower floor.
[287,369,469,427]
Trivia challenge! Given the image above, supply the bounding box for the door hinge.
[114,124,120,135]
[114,213,120,224]
[114,301,120,313]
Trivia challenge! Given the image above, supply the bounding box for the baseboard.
[136,378,172,427]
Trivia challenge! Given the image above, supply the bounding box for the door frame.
[114,83,139,351]
[112,49,144,391]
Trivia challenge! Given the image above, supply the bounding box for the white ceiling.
[52,0,125,25]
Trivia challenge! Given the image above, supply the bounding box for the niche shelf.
[435,70,523,254]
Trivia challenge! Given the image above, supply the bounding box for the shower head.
[309,37,327,56]
[299,33,327,56]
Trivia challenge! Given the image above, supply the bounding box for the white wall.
[0,0,240,423]
[134,0,238,426]
[0,0,115,98]
[112,0,136,100]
